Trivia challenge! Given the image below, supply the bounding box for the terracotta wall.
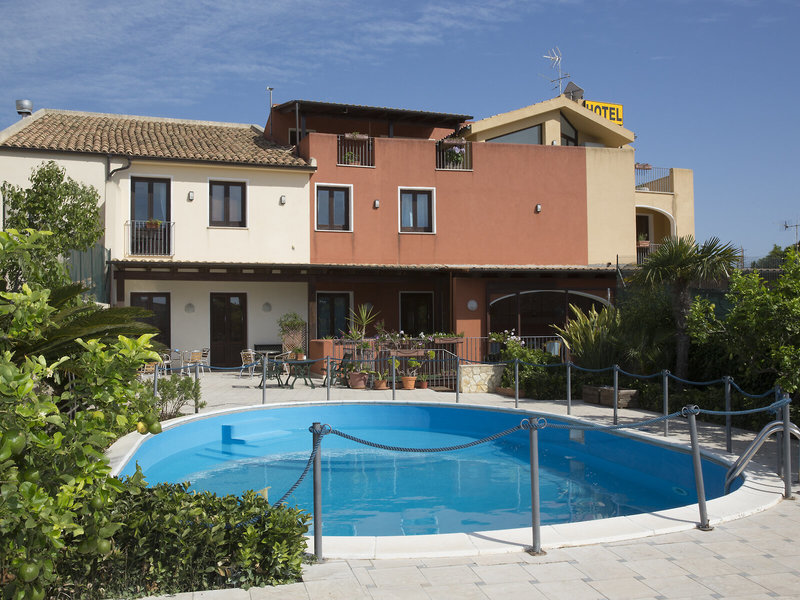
[307,134,588,266]
[452,277,486,338]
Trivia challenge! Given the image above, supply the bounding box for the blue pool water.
[118,404,738,536]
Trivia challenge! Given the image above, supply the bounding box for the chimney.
[15,99,33,118]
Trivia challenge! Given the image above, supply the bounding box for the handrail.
[724,420,800,493]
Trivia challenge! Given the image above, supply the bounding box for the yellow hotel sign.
[583,100,624,126]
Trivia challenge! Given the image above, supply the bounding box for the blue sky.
[2,0,798,257]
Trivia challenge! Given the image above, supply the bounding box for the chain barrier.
[729,380,778,399]
[696,397,790,417]
[668,373,725,386]
[274,425,329,506]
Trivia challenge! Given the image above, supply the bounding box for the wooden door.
[210,293,247,367]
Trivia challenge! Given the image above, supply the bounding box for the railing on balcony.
[436,140,472,170]
[126,220,174,256]
[635,165,672,193]
[636,242,661,264]
[337,135,375,167]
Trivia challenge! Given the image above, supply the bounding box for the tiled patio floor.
[132,371,799,600]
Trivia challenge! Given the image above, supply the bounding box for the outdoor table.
[257,358,285,388]
[282,359,316,389]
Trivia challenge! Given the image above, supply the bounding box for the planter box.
[582,385,604,404]
[599,387,639,408]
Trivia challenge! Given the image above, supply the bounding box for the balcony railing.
[636,242,661,264]
[436,140,472,170]
[126,220,174,256]
[337,135,374,167]
[635,165,672,193]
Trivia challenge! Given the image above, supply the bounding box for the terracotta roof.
[0,110,311,169]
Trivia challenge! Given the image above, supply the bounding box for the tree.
[1,161,103,290]
[633,236,739,380]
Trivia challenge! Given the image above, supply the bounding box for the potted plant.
[342,150,359,165]
[445,145,465,165]
[292,346,306,361]
[400,357,421,390]
[278,311,306,355]
[347,362,369,389]
[417,372,429,389]
[372,369,389,390]
[345,131,369,141]
[344,304,379,388]
[145,218,162,230]
[637,233,650,248]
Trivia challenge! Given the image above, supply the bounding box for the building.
[0,92,694,365]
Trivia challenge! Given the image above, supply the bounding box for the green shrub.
[148,374,204,420]
[500,340,565,399]
[53,472,309,598]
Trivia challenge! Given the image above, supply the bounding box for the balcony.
[635,165,672,193]
[436,140,472,170]
[337,134,374,167]
[126,220,174,256]
[636,242,660,264]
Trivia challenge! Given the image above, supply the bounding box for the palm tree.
[633,236,739,380]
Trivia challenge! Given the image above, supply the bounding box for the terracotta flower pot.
[417,380,428,389]
[348,372,368,389]
[401,376,416,390]
[373,379,388,390]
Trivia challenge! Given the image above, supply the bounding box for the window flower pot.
[373,379,388,390]
[348,372,368,389]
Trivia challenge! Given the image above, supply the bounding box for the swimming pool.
[117,403,739,537]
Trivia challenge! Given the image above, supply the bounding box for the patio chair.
[323,352,354,387]
[184,350,204,375]
[260,357,285,387]
[200,347,211,373]
[161,353,172,374]
[240,349,257,378]
[137,361,157,381]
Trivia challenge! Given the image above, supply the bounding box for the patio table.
[282,359,316,389]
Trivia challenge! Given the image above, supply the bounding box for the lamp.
[262,302,272,312]
[373,199,380,209]
[467,299,478,311]
[184,303,195,313]
[187,191,194,202]
[535,204,542,213]
[279,195,286,205]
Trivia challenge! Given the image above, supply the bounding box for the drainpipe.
[294,102,300,155]
[106,155,131,181]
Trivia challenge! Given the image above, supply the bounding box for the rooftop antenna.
[542,47,570,95]
[785,220,800,248]
[266,86,274,137]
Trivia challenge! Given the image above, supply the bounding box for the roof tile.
[0,110,311,168]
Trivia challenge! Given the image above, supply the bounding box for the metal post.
[662,370,670,437]
[153,363,159,396]
[391,357,396,401]
[527,420,544,555]
[455,357,460,403]
[514,359,519,409]
[724,376,732,453]
[566,362,572,416]
[783,396,794,499]
[326,356,331,402]
[194,363,200,385]
[261,356,267,405]
[686,407,713,530]
[312,422,323,560]
[613,365,619,425]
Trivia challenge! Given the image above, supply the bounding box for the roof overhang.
[469,95,635,147]
[273,100,472,129]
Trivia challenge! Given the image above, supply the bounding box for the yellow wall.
[585,147,636,264]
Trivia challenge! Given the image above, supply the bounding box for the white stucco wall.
[125,279,307,353]
[108,160,310,263]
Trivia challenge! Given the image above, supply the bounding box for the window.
[400,189,433,233]
[560,113,578,146]
[487,125,542,145]
[130,293,171,347]
[316,186,351,231]
[131,177,170,222]
[400,292,434,336]
[209,181,246,227]
[317,292,351,338]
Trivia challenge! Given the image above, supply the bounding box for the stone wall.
[460,364,505,393]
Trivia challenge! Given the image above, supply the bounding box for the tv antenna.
[785,220,800,248]
[542,47,570,94]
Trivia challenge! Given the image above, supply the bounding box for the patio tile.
[623,558,691,579]
[637,575,714,598]
[422,584,490,600]
[573,559,639,581]
[250,582,310,599]
[471,562,533,584]
[303,579,371,600]
[697,573,771,597]
[480,580,549,600]
[366,566,427,587]
[532,579,608,600]
[419,565,482,585]
[521,561,586,582]
[746,571,800,596]
[588,577,662,600]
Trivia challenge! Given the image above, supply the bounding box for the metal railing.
[127,220,174,256]
[635,166,672,193]
[636,243,661,264]
[337,135,374,167]
[435,140,472,170]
